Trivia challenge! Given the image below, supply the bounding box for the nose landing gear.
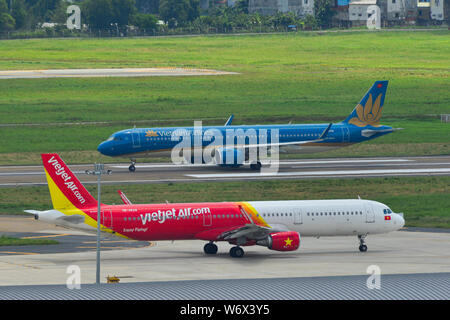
[358,234,368,252]
[129,159,136,172]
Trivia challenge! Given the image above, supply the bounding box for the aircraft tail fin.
[343,80,388,127]
[41,153,98,211]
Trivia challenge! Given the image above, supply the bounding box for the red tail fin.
[41,153,97,209]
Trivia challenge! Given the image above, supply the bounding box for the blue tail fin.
[343,81,388,127]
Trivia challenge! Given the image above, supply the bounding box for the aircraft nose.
[97,141,111,156]
[397,214,405,229]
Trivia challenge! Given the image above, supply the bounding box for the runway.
[0,68,238,79]
[1,155,449,187]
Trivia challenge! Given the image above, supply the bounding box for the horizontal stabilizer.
[57,214,85,224]
[361,127,403,138]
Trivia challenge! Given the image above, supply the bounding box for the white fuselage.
[248,199,404,237]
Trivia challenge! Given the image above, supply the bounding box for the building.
[387,0,406,20]
[430,0,444,20]
[349,0,377,24]
[417,0,432,23]
[248,0,314,16]
[332,0,351,27]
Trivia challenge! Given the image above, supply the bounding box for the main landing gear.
[229,246,245,258]
[203,242,245,258]
[250,161,262,171]
[129,159,136,172]
[358,234,368,252]
[203,242,218,255]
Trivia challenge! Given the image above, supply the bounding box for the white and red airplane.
[26,153,405,258]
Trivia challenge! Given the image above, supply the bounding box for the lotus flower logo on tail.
[343,81,388,127]
[348,93,383,127]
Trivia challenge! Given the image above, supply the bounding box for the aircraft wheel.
[204,242,218,255]
[129,164,136,172]
[229,246,244,258]
[250,162,262,171]
[359,244,368,252]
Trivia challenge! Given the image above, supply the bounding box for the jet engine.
[256,231,300,251]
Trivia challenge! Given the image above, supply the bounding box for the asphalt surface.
[1,155,449,187]
[0,68,238,79]
[0,225,449,287]
[0,231,151,256]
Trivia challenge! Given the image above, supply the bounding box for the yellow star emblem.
[145,130,158,137]
[284,237,293,246]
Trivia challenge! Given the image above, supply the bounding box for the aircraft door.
[203,210,212,227]
[293,208,302,224]
[132,129,141,148]
[365,204,375,223]
[101,210,113,230]
[342,127,350,143]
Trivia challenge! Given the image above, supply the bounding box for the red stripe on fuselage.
[95,202,246,241]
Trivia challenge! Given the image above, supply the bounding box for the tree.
[111,0,136,28]
[83,0,115,30]
[0,12,15,31]
[159,0,199,27]
[135,0,160,14]
[0,0,14,32]
[0,0,6,12]
[234,0,248,14]
[133,12,158,31]
[11,0,28,29]
[31,0,64,22]
[314,0,335,29]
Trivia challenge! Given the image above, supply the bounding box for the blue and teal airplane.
[98,81,400,172]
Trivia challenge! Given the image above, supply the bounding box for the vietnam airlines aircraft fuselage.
[97,81,400,171]
[98,122,394,158]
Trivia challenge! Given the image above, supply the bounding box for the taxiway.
[1,155,449,187]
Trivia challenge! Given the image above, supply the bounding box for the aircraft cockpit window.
[106,136,115,142]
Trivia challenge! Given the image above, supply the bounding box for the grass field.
[0,31,448,230]
[2,176,449,228]
[0,31,449,164]
[0,235,58,246]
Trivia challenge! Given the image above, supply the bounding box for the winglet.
[225,114,234,126]
[117,190,132,205]
[319,123,332,140]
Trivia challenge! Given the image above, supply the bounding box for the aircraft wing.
[217,223,291,242]
[220,224,271,241]
[229,123,333,150]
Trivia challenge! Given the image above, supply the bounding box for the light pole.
[85,163,112,285]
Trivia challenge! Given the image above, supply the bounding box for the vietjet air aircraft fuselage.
[97,81,401,171]
[29,154,405,257]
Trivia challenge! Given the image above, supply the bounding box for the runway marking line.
[186,168,450,178]
[20,233,71,239]
[0,251,39,255]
